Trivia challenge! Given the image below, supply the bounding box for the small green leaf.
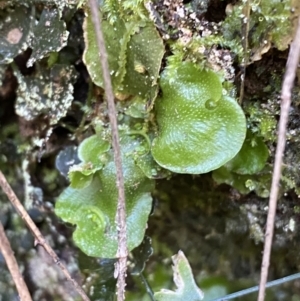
[125,96,148,119]
[151,62,246,174]
[75,204,107,230]
[55,134,155,258]
[136,152,169,179]
[212,166,271,197]
[78,134,110,167]
[83,7,164,98]
[212,131,270,196]
[154,251,204,301]
[125,131,169,179]
[68,163,96,189]
[121,23,165,98]
[83,10,127,89]
[223,131,269,175]
[212,166,252,195]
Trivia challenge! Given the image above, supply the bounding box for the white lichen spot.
[6,28,23,44]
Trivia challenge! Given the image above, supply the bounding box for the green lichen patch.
[212,132,270,197]
[55,133,155,258]
[27,8,69,67]
[245,101,278,143]
[151,62,246,174]
[222,0,294,63]
[102,0,149,24]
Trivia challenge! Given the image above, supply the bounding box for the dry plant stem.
[88,1,127,300]
[239,0,250,104]
[212,272,300,301]
[0,221,33,301]
[257,17,300,301]
[0,171,91,301]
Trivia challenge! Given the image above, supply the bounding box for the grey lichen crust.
[15,65,77,125]
[0,6,34,64]
[27,8,69,67]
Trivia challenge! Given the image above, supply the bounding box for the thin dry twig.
[212,272,300,301]
[0,221,33,301]
[0,171,91,301]
[257,16,300,301]
[239,0,250,104]
[87,1,127,300]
